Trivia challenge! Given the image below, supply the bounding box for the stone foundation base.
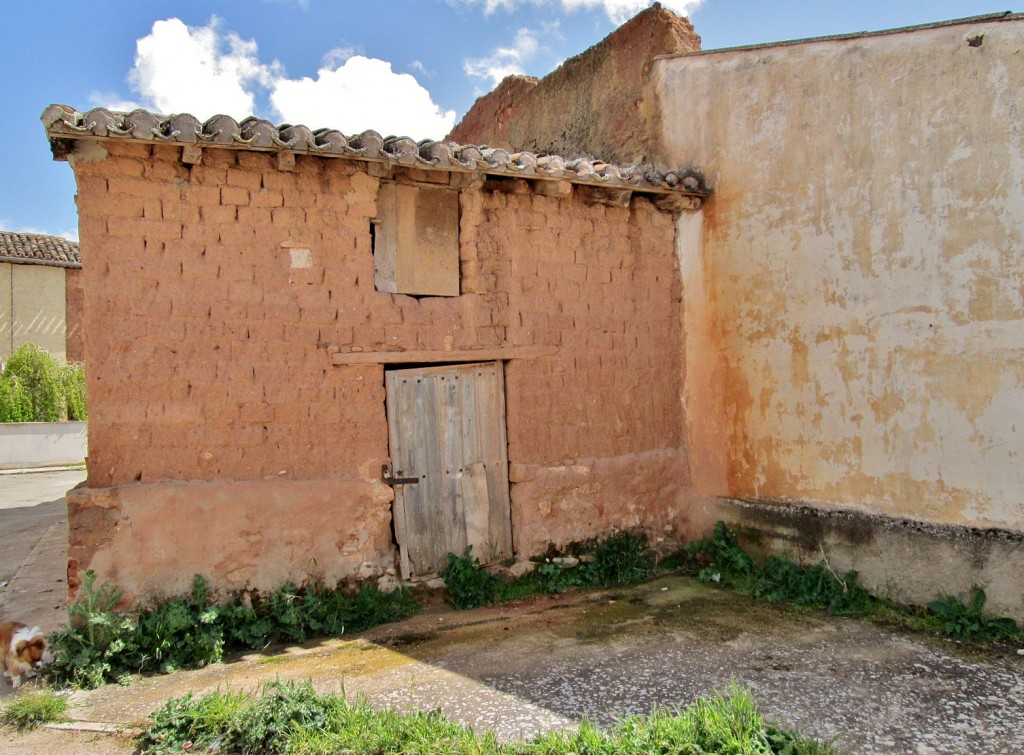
[66,478,396,604]
[697,497,1024,621]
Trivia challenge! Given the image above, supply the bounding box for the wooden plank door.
[386,362,513,580]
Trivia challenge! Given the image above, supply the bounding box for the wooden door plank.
[456,366,489,561]
[463,462,491,559]
[410,373,446,576]
[477,364,514,558]
[385,371,412,580]
[439,371,467,561]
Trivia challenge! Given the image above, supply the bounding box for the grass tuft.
[138,680,840,755]
[0,690,69,731]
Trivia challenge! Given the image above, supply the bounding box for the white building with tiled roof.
[0,230,83,363]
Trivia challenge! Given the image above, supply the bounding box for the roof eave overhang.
[43,105,709,205]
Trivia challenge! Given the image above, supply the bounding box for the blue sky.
[2,0,1016,239]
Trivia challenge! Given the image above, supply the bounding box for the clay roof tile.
[42,106,709,198]
[0,231,81,268]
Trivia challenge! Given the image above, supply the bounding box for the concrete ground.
[0,469,85,646]
[1,469,1023,754]
[2,578,1023,754]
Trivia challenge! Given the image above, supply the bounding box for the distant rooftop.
[0,230,81,268]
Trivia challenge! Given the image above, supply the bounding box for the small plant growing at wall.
[44,572,418,689]
[0,343,86,422]
[927,586,1019,641]
[440,546,498,609]
[443,532,657,607]
[681,522,1024,644]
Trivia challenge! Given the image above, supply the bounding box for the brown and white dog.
[0,621,49,688]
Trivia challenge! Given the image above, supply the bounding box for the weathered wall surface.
[659,17,1024,533]
[67,141,690,598]
[67,479,394,599]
[449,4,701,165]
[0,261,69,361]
[0,264,9,359]
[482,187,691,553]
[64,267,84,363]
[706,497,1024,619]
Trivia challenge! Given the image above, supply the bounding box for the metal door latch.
[382,462,419,486]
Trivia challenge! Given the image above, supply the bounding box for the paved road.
[0,469,85,512]
[0,469,85,701]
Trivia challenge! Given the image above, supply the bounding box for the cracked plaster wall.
[659,18,1024,534]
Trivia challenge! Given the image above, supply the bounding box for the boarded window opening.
[373,182,460,297]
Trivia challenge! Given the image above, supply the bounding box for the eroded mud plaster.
[61,139,695,599]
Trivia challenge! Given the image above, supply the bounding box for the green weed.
[441,546,499,609]
[44,570,136,688]
[529,684,840,754]
[457,531,655,607]
[45,573,418,689]
[927,586,1019,641]
[0,690,69,731]
[681,522,1023,644]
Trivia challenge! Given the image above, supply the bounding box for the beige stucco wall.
[0,261,68,362]
[0,264,10,359]
[659,17,1024,532]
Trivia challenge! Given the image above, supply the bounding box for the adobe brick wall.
[67,140,691,598]
[449,4,701,165]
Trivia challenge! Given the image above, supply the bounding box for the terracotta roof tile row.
[0,230,80,268]
[42,105,706,196]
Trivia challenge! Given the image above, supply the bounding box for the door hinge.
[382,462,419,486]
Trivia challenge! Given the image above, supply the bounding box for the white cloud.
[87,91,142,112]
[270,56,456,139]
[97,18,455,139]
[451,0,702,24]
[126,17,280,118]
[0,219,78,242]
[321,46,360,69]
[464,27,544,86]
[562,0,701,24]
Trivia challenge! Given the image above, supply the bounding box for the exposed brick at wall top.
[448,4,701,165]
[73,142,683,492]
